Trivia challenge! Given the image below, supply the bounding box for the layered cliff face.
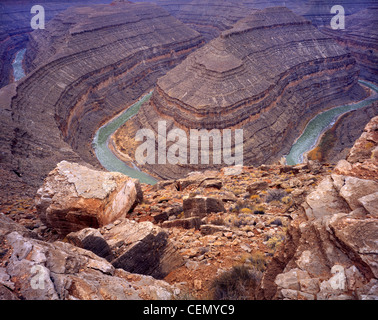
[133,0,255,41]
[302,0,377,27]
[320,8,378,84]
[0,0,113,89]
[114,7,366,180]
[0,1,204,198]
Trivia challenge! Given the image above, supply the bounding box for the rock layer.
[0,1,204,197]
[0,0,113,89]
[135,0,255,42]
[321,8,378,84]
[258,116,378,300]
[115,7,367,180]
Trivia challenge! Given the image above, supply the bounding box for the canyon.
[0,1,204,199]
[113,6,367,180]
[0,0,377,301]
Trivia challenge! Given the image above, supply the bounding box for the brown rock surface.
[0,218,178,300]
[35,161,143,236]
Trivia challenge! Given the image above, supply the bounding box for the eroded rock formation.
[0,1,204,198]
[35,161,143,236]
[134,0,255,42]
[321,7,378,83]
[258,116,378,300]
[0,214,178,300]
[114,7,367,180]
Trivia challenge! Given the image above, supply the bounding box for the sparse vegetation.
[210,265,262,300]
[264,189,287,203]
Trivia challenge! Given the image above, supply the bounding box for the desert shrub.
[245,251,268,273]
[211,265,262,300]
[266,234,285,252]
[265,189,287,203]
[211,217,226,226]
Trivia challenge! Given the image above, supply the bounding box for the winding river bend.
[285,80,378,165]
[92,92,158,185]
[93,81,377,183]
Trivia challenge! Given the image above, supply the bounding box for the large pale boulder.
[67,218,184,279]
[35,161,143,236]
[0,219,177,300]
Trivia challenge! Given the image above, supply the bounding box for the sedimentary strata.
[321,8,378,83]
[134,0,254,42]
[0,1,204,197]
[0,0,113,89]
[258,117,378,300]
[114,7,366,180]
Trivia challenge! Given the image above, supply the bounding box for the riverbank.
[286,80,378,165]
[92,91,157,185]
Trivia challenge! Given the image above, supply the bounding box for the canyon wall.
[114,7,367,180]
[132,0,255,41]
[320,7,378,84]
[0,2,204,198]
[0,0,113,89]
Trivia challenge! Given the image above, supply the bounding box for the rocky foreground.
[1,116,377,300]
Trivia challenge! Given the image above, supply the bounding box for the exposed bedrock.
[115,7,367,180]
[133,0,255,42]
[0,2,204,197]
[320,8,378,84]
[0,0,113,89]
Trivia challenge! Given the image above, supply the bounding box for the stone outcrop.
[35,161,143,236]
[0,1,204,198]
[114,7,366,180]
[321,7,378,83]
[0,215,178,300]
[67,218,184,279]
[258,116,378,300]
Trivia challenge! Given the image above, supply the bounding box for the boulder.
[35,161,143,236]
[0,222,177,300]
[246,181,269,195]
[339,177,378,211]
[68,218,184,279]
[358,192,378,217]
[305,176,350,220]
[183,196,225,218]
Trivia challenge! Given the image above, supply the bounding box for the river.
[12,48,26,81]
[92,92,158,185]
[285,80,378,165]
[12,48,375,182]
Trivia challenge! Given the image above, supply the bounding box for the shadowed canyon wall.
[0,0,113,89]
[0,1,204,197]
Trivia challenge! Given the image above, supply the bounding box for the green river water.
[285,80,378,165]
[13,49,376,183]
